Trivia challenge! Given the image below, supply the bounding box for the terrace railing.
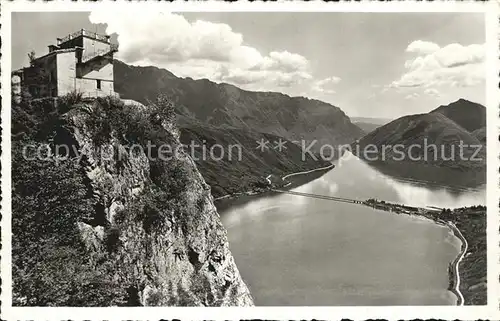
[59,29,111,45]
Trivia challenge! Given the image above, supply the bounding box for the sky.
[11,11,486,118]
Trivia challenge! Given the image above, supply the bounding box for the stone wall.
[82,37,112,63]
[23,54,57,98]
[56,51,77,96]
[58,37,84,50]
[76,57,114,97]
[75,78,114,98]
[77,56,113,81]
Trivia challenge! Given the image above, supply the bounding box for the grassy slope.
[180,123,330,198]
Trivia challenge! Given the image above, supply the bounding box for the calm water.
[220,154,486,306]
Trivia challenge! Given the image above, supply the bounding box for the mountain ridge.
[430,98,486,132]
[354,100,486,187]
[114,60,364,151]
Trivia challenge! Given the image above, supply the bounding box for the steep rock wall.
[56,99,253,306]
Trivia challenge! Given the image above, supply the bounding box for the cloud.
[312,76,341,94]
[90,10,244,63]
[424,88,440,97]
[406,40,440,55]
[89,9,312,90]
[391,41,485,89]
[404,93,420,100]
[219,67,312,87]
[252,51,309,73]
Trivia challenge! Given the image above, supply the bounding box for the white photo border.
[1,1,499,320]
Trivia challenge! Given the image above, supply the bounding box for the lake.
[219,154,486,306]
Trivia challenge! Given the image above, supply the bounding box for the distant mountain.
[430,98,486,132]
[350,117,392,135]
[351,117,393,125]
[353,122,378,135]
[114,61,364,152]
[354,110,486,187]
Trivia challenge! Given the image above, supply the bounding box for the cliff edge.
[12,94,253,306]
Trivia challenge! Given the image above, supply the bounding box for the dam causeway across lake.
[271,188,446,217]
[271,189,364,204]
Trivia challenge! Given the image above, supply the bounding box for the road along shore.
[215,164,335,211]
[282,164,335,182]
[446,221,468,306]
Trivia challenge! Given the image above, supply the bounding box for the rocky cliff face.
[12,96,253,306]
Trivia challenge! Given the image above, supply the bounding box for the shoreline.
[281,164,335,182]
[215,163,335,204]
[446,221,468,306]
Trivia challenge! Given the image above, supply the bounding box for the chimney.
[56,38,62,45]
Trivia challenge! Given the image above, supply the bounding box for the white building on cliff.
[13,29,118,99]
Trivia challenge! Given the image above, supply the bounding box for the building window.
[96,79,101,90]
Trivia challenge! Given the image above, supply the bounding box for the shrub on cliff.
[12,140,126,306]
[58,91,84,113]
[121,186,177,235]
[12,97,59,140]
[83,95,178,149]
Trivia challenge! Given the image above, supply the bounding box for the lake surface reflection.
[220,154,485,305]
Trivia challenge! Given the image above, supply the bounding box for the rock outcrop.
[71,99,252,306]
[13,96,253,306]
